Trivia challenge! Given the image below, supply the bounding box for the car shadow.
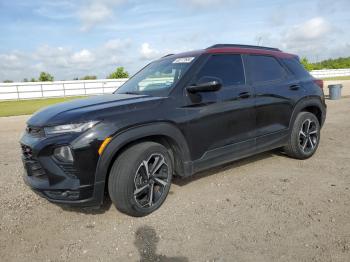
[134,225,188,262]
[173,149,283,187]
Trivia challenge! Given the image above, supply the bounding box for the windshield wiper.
[121,91,141,95]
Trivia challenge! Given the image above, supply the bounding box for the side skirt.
[185,129,289,176]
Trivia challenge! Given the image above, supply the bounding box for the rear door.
[246,54,300,146]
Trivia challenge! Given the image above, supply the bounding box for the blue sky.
[0,0,349,81]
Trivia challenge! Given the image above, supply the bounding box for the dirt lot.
[0,98,349,262]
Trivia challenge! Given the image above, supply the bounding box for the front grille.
[59,163,78,179]
[26,126,45,138]
[21,144,46,178]
[24,159,46,178]
[21,144,33,160]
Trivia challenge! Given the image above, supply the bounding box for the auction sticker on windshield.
[173,57,195,63]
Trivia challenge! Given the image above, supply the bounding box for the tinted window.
[116,56,195,96]
[283,57,311,78]
[196,54,245,86]
[248,55,285,82]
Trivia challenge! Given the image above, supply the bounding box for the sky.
[0,0,349,81]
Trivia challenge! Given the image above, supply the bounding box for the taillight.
[314,79,324,89]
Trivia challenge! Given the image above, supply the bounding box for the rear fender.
[289,96,326,130]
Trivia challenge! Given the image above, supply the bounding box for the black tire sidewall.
[109,142,173,216]
[292,112,320,159]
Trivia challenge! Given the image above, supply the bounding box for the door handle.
[289,84,300,90]
[238,92,251,99]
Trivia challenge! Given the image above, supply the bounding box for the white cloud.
[32,62,45,72]
[255,16,345,62]
[34,45,69,58]
[33,45,71,68]
[0,39,138,81]
[139,43,160,60]
[79,3,112,31]
[0,52,31,81]
[78,0,125,31]
[0,54,22,69]
[71,49,95,64]
[285,17,332,42]
[104,38,131,50]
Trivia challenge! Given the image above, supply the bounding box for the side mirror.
[186,77,222,93]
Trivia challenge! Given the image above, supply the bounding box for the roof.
[162,44,296,60]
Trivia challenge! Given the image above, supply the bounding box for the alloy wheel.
[299,119,318,154]
[133,153,170,208]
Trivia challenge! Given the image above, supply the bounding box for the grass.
[321,76,350,81]
[0,96,86,117]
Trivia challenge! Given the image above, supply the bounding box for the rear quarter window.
[247,55,286,83]
[282,57,312,78]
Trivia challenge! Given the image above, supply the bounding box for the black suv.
[20,44,326,216]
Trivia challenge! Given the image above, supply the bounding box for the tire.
[108,142,173,217]
[284,112,321,159]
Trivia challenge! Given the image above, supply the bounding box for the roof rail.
[207,44,281,52]
[162,53,174,58]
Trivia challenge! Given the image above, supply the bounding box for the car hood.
[27,94,165,127]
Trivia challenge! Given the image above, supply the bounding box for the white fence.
[310,68,350,79]
[1,68,350,101]
[0,79,128,101]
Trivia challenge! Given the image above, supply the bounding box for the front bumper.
[23,173,105,207]
[20,130,105,207]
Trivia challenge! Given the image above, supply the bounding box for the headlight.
[44,121,99,135]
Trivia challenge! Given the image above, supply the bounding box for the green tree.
[314,57,350,69]
[3,80,13,83]
[38,72,54,82]
[80,75,97,80]
[30,78,36,82]
[107,67,129,79]
[300,56,350,70]
[300,57,313,71]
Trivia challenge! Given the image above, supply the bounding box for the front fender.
[93,122,192,199]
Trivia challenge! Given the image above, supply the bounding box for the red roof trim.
[205,47,296,58]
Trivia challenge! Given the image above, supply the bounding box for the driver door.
[183,54,256,165]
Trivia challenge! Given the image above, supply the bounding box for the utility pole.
[257,36,262,46]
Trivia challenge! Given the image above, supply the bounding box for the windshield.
[115,56,196,97]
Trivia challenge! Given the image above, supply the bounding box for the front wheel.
[284,112,321,159]
[108,142,173,217]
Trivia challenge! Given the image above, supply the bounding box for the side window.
[283,57,311,78]
[195,54,245,87]
[248,55,286,83]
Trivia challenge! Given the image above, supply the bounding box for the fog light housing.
[54,146,74,162]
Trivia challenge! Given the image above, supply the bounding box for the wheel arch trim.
[289,96,326,130]
[93,122,191,192]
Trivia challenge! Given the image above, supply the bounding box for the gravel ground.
[0,98,349,262]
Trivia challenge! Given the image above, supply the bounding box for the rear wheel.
[284,112,320,159]
[108,142,172,217]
